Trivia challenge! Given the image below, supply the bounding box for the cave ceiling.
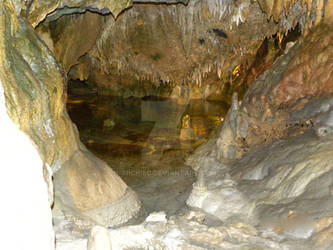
[21,0,333,29]
[21,0,189,27]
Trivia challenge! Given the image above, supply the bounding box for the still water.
[67,95,228,215]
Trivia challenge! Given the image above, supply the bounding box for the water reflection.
[67,95,229,215]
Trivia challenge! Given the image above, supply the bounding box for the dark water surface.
[67,95,228,215]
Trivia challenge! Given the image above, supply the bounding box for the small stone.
[103,119,115,129]
[88,226,112,250]
[145,211,167,223]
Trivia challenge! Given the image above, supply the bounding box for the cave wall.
[183,22,333,249]
[1,0,333,249]
[187,22,333,167]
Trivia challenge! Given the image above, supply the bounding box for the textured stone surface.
[26,0,188,27]
[272,25,333,106]
[1,1,79,169]
[27,0,132,27]
[51,11,103,72]
[256,0,331,26]
[106,211,286,249]
[242,24,333,148]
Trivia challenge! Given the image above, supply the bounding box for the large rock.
[54,149,141,227]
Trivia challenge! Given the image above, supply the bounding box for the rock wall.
[184,23,333,249]
[187,23,333,166]
[50,11,104,73]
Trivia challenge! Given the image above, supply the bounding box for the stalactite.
[67,0,332,98]
[195,167,206,190]
[230,2,248,28]
[207,0,233,19]
[257,0,329,29]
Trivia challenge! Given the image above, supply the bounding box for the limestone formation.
[54,149,141,227]
[3,0,333,249]
[214,92,249,161]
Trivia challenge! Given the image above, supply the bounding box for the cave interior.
[2,0,333,249]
